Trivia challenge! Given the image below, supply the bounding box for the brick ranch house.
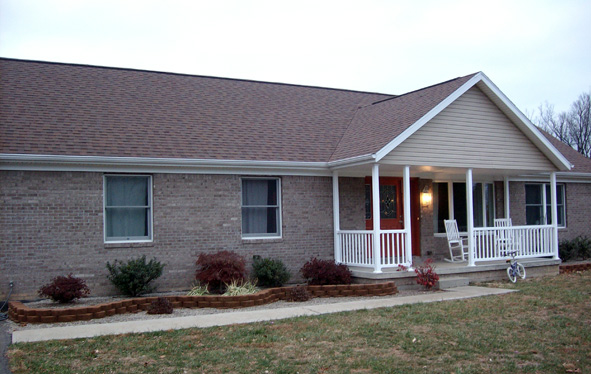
[1,58,590,299]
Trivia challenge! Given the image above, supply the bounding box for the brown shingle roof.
[540,131,591,173]
[329,74,476,161]
[0,59,392,162]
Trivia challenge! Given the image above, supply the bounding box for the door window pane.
[379,185,397,219]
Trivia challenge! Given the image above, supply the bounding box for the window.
[241,178,281,238]
[104,175,152,242]
[525,183,565,227]
[433,182,495,233]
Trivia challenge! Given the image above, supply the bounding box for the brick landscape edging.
[8,282,398,324]
[559,262,591,274]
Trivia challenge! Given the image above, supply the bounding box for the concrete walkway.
[11,286,515,344]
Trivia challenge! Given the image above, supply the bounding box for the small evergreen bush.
[195,251,247,293]
[559,236,591,261]
[252,256,291,287]
[300,257,352,285]
[106,256,165,297]
[38,274,90,303]
[287,285,312,302]
[147,297,173,315]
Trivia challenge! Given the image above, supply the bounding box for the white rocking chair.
[444,219,468,262]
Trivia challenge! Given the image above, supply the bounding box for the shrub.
[195,251,247,293]
[414,259,439,290]
[106,256,165,297]
[287,285,312,302]
[187,283,210,296]
[223,280,259,296]
[252,256,291,287]
[38,274,90,303]
[559,236,591,261]
[300,257,352,285]
[147,297,173,315]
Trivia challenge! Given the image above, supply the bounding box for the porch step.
[437,277,470,290]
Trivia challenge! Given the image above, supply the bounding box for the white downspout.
[332,171,341,263]
[550,172,560,260]
[372,163,382,273]
[403,166,412,266]
[467,168,475,266]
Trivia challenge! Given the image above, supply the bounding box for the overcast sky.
[1,0,590,116]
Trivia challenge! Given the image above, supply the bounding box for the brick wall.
[338,177,366,230]
[0,171,334,299]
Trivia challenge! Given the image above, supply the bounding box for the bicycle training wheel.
[516,263,526,280]
[507,266,517,283]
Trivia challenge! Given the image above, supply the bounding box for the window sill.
[104,241,155,249]
[242,237,283,244]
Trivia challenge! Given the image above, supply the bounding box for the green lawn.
[8,271,591,374]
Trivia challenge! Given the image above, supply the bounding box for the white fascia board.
[374,72,485,162]
[475,72,572,172]
[0,154,332,176]
[327,153,377,169]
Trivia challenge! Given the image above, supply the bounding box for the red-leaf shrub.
[287,285,312,302]
[38,274,91,303]
[195,251,247,293]
[300,257,352,285]
[415,259,439,290]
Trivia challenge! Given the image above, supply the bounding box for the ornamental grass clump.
[252,256,291,287]
[195,251,247,294]
[222,280,259,296]
[106,256,165,297]
[300,257,352,285]
[38,274,90,303]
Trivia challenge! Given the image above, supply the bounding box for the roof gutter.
[0,154,332,176]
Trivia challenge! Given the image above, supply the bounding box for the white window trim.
[241,177,282,240]
[525,183,566,228]
[103,174,153,243]
[434,180,496,236]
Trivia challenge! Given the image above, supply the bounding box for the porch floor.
[350,258,561,289]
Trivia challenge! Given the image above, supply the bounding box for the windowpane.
[106,207,149,237]
[453,183,467,232]
[525,185,542,205]
[105,176,151,241]
[379,185,397,219]
[433,182,449,233]
[241,179,280,237]
[106,176,148,206]
[473,183,483,227]
[527,206,543,225]
[484,183,494,227]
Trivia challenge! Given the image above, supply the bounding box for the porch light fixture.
[421,185,432,207]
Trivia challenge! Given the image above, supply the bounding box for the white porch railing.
[337,230,409,268]
[472,225,555,261]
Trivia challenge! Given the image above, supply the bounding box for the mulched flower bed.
[559,262,591,274]
[8,282,397,324]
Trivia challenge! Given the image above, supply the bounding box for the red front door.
[365,177,421,257]
[365,177,403,230]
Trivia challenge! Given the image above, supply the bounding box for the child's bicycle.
[506,250,526,283]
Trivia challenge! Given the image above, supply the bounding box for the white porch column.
[403,166,412,266]
[332,171,341,263]
[550,172,560,260]
[371,163,382,273]
[504,176,510,219]
[466,168,476,266]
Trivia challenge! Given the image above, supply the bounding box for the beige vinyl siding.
[382,87,557,171]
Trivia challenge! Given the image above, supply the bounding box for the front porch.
[331,164,562,277]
